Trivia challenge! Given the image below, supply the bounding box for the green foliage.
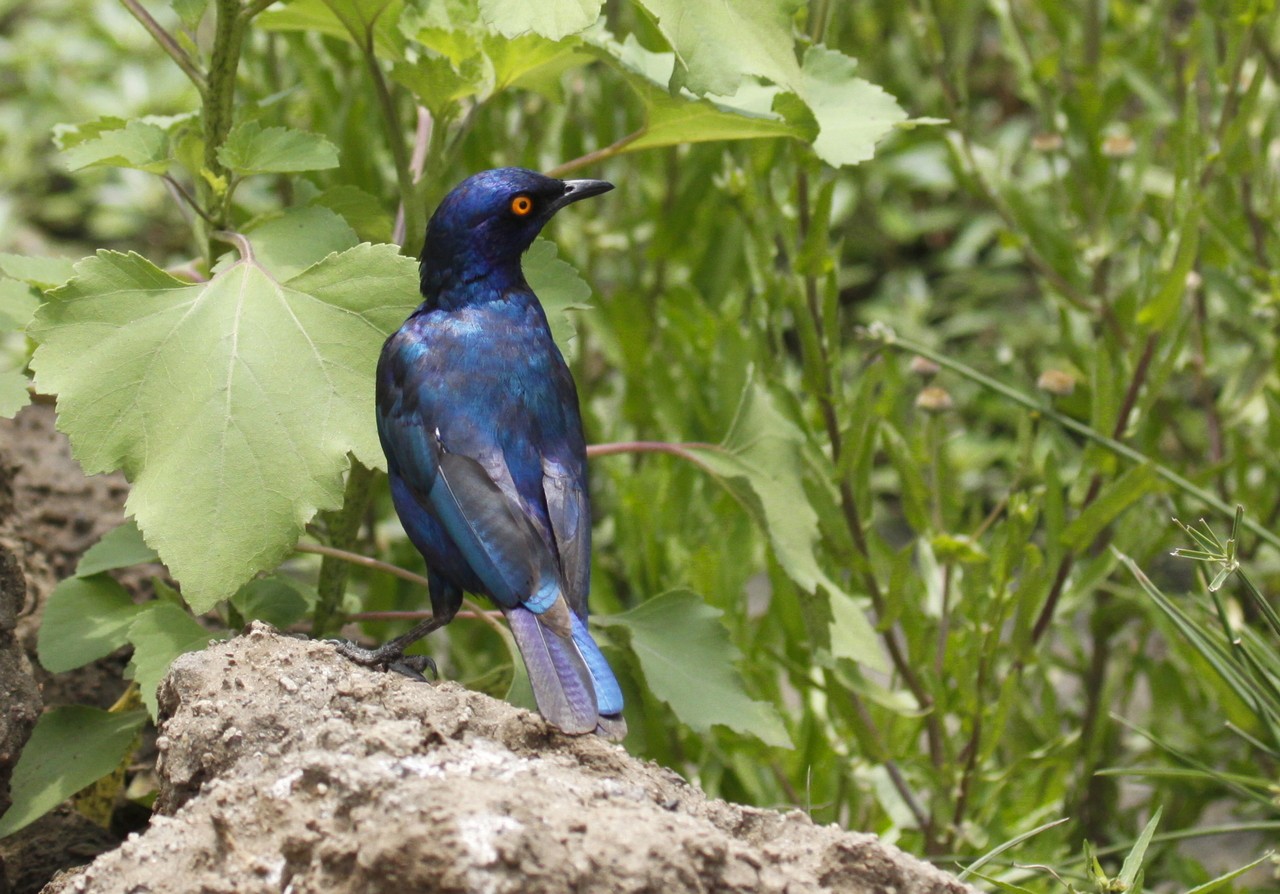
[597,589,791,747]
[0,706,147,838]
[29,245,418,610]
[6,0,1280,887]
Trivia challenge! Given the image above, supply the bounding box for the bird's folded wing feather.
[542,458,590,618]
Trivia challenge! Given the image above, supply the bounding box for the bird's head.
[419,167,613,300]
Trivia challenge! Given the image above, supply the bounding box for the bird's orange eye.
[511,195,533,216]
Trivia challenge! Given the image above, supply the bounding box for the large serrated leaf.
[479,0,601,40]
[29,242,419,611]
[795,45,908,167]
[60,120,172,174]
[601,38,800,153]
[0,706,148,838]
[596,590,791,747]
[635,0,804,96]
[218,121,340,175]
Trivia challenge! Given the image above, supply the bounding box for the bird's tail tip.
[507,606,625,738]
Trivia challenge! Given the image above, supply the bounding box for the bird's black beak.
[552,178,614,212]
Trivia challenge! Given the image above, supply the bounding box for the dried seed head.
[1037,369,1076,396]
[909,356,941,378]
[1101,133,1136,158]
[1031,132,1064,152]
[915,386,954,413]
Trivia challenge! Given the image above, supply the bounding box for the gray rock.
[45,623,975,894]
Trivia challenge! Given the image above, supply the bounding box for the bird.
[338,167,626,739]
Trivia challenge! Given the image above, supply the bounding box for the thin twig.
[162,174,217,225]
[120,0,207,92]
[546,130,646,178]
[294,542,504,638]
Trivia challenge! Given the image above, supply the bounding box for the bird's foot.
[330,639,438,681]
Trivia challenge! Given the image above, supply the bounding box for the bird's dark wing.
[542,456,590,618]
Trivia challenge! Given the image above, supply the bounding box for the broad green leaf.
[217,122,340,175]
[0,706,147,838]
[1061,464,1159,552]
[794,45,908,167]
[223,206,359,280]
[0,368,27,418]
[231,576,311,628]
[308,185,394,244]
[390,55,487,119]
[479,0,601,40]
[0,254,77,291]
[29,245,419,611]
[688,381,884,671]
[482,32,590,93]
[635,0,804,96]
[321,0,401,45]
[524,239,590,351]
[596,590,791,747]
[61,120,171,174]
[37,576,142,673]
[0,278,40,330]
[76,519,160,577]
[126,602,224,717]
[259,0,405,59]
[595,37,798,153]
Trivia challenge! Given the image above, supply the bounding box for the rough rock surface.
[0,542,39,824]
[45,624,974,894]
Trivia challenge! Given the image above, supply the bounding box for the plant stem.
[546,129,646,178]
[311,460,375,636]
[120,0,206,92]
[865,327,1280,553]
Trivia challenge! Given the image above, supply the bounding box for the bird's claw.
[329,638,439,681]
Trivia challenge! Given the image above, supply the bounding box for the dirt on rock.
[42,624,974,894]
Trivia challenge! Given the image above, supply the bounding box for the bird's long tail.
[507,606,627,739]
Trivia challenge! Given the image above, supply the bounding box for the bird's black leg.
[332,610,455,680]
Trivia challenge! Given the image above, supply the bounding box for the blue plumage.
[350,168,624,738]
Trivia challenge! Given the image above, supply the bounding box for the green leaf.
[598,38,799,153]
[308,185,394,244]
[0,706,147,838]
[1117,806,1161,887]
[126,602,223,717]
[60,120,172,174]
[37,576,142,673]
[634,0,804,96]
[793,45,908,167]
[827,589,882,665]
[479,0,601,40]
[222,206,359,281]
[524,239,591,350]
[596,590,791,747]
[688,381,884,671]
[218,121,340,175]
[29,245,419,611]
[0,254,77,291]
[1061,463,1159,552]
[231,576,311,628]
[259,0,405,60]
[390,55,486,118]
[76,519,160,577]
[0,278,41,329]
[1138,206,1200,328]
[0,367,28,418]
